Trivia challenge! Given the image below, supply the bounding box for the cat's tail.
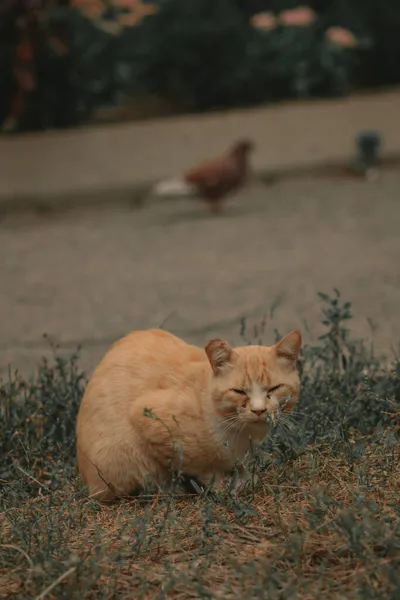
[151,177,198,198]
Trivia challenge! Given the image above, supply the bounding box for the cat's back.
[79,329,205,412]
[101,328,204,371]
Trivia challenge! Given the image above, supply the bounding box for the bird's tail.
[151,177,198,198]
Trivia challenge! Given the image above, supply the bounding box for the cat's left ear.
[205,339,233,375]
[275,330,302,368]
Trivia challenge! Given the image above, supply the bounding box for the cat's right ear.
[275,330,302,369]
[205,339,233,375]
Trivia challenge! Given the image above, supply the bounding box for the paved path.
[1,88,400,205]
[1,169,399,378]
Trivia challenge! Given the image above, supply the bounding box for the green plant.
[3,0,397,133]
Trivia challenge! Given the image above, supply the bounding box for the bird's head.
[231,139,255,157]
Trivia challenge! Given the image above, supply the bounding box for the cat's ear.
[275,330,302,368]
[205,339,233,375]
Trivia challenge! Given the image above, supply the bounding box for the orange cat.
[76,328,302,501]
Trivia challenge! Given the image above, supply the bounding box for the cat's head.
[205,331,302,433]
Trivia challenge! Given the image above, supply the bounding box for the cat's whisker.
[236,420,248,439]
[214,419,244,460]
[221,413,240,425]
[281,416,302,428]
[286,409,306,417]
[229,422,244,441]
[225,418,246,444]
[279,411,297,420]
[221,423,240,437]
[220,422,235,433]
[220,417,241,437]
[278,420,296,432]
[280,410,303,421]
[276,414,297,432]
[221,414,239,424]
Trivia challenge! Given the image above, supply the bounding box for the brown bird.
[152,139,254,213]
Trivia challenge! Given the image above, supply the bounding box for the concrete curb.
[1,88,400,212]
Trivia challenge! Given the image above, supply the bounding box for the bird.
[151,139,255,213]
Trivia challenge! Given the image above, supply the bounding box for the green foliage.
[135,0,251,109]
[1,0,400,132]
[0,350,86,499]
[136,0,361,109]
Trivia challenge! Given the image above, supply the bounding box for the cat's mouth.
[249,413,273,426]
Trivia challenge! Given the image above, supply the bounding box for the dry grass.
[1,428,399,599]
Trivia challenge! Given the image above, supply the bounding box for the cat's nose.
[251,409,267,417]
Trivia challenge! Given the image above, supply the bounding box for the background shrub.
[1,0,400,133]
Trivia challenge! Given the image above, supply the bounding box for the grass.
[1,291,399,599]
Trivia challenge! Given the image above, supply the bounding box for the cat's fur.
[76,328,302,502]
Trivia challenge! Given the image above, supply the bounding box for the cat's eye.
[231,388,247,396]
[268,384,283,394]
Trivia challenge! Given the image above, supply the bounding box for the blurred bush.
[1,0,399,133]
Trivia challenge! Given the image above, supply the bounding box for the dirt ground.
[1,169,399,379]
